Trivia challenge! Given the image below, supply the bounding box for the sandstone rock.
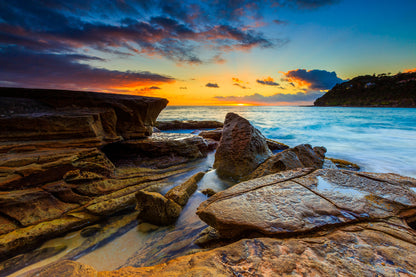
[0,216,18,235]
[63,169,104,183]
[201,188,216,197]
[198,128,223,141]
[213,113,272,180]
[0,188,78,226]
[197,168,416,238]
[165,172,205,206]
[0,245,67,276]
[266,138,289,151]
[42,181,91,204]
[326,157,360,170]
[103,133,210,168]
[156,120,223,130]
[136,191,182,225]
[30,260,97,277]
[0,212,99,260]
[0,148,114,190]
[37,219,416,277]
[246,144,326,180]
[86,193,137,216]
[0,87,168,141]
[80,225,101,237]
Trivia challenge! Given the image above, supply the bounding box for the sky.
[1,0,415,105]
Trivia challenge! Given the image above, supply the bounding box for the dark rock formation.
[266,138,289,151]
[245,144,326,180]
[314,72,416,107]
[213,113,272,180]
[0,87,168,141]
[156,120,223,130]
[198,128,223,141]
[0,88,207,266]
[102,133,210,168]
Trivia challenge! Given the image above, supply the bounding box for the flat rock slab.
[33,220,416,276]
[197,168,416,238]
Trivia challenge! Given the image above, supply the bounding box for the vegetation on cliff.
[314,72,416,107]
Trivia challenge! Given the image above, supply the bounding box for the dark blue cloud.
[257,78,280,86]
[282,69,346,90]
[206,83,219,88]
[0,47,174,90]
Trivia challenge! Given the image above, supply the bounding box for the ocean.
[158,106,416,178]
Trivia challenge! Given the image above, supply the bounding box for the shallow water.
[159,106,416,177]
[11,153,233,275]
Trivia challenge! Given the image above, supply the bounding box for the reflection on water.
[316,176,366,198]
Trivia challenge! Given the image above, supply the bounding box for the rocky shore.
[1,87,416,276]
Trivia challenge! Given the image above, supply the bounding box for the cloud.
[256,77,279,86]
[233,83,249,89]
[215,91,324,103]
[0,0,338,64]
[179,86,188,89]
[273,19,288,25]
[232,78,245,83]
[281,69,345,90]
[404,68,416,73]
[206,82,219,88]
[0,47,175,90]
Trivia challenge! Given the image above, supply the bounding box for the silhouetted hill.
[314,72,416,107]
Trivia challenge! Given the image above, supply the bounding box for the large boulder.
[246,144,326,180]
[197,168,416,238]
[0,87,168,142]
[213,113,272,180]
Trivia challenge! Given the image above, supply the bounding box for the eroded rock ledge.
[0,88,214,271]
[33,168,416,276]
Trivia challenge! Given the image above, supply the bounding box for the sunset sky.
[1,0,415,105]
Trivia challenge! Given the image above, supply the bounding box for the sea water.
[158,106,416,178]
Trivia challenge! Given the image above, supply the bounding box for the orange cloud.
[404,68,416,73]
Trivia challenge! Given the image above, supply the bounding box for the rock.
[327,157,360,171]
[136,190,182,226]
[103,133,210,168]
[266,138,289,151]
[80,225,101,237]
[0,245,67,276]
[156,120,223,130]
[85,193,137,216]
[213,113,272,180]
[197,168,416,238]
[198,128,223,141]
[37,219,416,276]
[201,188,216,197]
[0,87,168,141]
[29,260,97,277]
[0,148,115,190]
[42,181,91,204]
[165,172,205,206]
[246,144,326,180]
[0,188,78,226]
[63,170,104,184]
[0,212,99,260]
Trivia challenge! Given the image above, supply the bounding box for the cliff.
[314,72,416,107]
